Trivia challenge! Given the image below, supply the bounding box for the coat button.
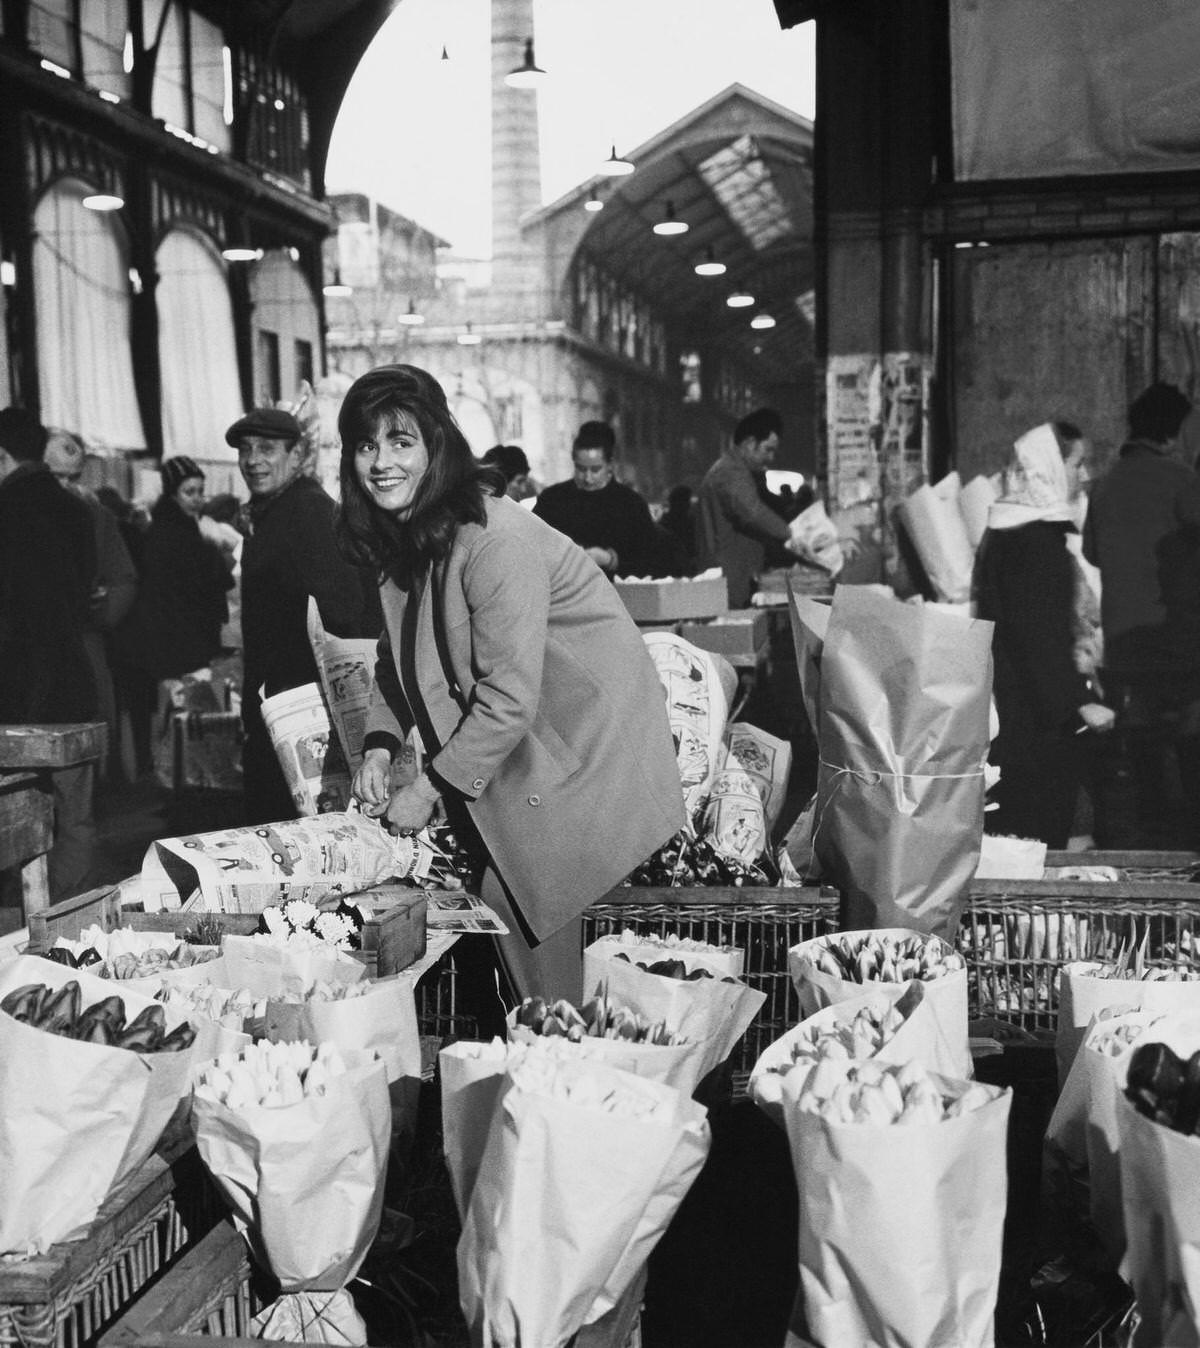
[472,778,485,791]
[527,794,541,806]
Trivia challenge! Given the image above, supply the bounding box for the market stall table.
[0,724,106,923]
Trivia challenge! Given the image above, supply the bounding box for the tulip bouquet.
[444,1039,710,1348]
[191,1039,390,1344]
[779,1056,1010,1348]
[582,936,766,1095]
[1044,1006,1165,1267]
[1117,1017,1200,1347]
[0,955,198,1255]
[748,981,955,1128]
[789,928,971,1079]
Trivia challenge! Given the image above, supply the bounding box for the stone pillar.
[490,0,542,314]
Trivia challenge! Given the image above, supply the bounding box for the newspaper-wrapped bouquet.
[449,1040,710,1348]
[192,1040,390,1344]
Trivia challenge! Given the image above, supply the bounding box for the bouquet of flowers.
[192,1039,390,1344]
[220,899,367,1000]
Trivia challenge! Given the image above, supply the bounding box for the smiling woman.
[334,364,686,1024]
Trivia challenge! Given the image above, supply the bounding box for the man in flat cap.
[228,407,378,822]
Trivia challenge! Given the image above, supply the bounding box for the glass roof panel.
[697,135,792,252]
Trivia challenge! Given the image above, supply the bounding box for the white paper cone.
[897,481,976,603]
[788,930,971,1079]
[0,956,194,1254]
[220,934,365,1000]
[1056,963,1200,1086]
[748,982,950,1130]
[959,475,1000,551]
[264,976,420,1084]
[457,1059,707,1348]
[439,1041,516,1221]
[782,1069,1010,1348]
[192,1050,390,1291]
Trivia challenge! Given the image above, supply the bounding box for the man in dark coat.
[1084,382,1200,837]
[533,421,669,578]
[0,407,99,897]
[229,408,379,823]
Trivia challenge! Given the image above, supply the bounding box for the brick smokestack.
[491,0,541,299]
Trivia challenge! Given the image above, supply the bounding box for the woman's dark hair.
[1128,383,1192,445]
[335,364,502,583]
[481,443,530,483]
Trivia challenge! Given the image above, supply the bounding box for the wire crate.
[1,1137,221,1348]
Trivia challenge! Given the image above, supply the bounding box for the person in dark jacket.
[0,407,99,897]
[975,422,1114,847]
[115,456,233,680]
[229,407,379,823]
[532,421,670,577]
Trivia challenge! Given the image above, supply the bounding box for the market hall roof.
[527,84,815,391]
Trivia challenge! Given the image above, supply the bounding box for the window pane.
[257,330,281,404]
[28,0,74,70]
[150,0,189,131]
[190,12,230,150]
[82,3,130,99]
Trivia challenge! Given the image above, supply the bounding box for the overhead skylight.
[697,135,792,252]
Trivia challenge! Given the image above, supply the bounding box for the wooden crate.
[0,725,107,770]
[26,885,429,978]
[1,1133,220,1348]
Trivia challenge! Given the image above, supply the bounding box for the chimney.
[491,0,541,301]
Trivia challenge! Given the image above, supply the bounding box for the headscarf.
[986,423,1075,531]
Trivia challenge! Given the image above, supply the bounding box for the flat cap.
[225,407,302,448]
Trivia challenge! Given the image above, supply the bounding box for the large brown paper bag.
[748,982,949,1129]
[1116,1025,1200,1348]
[456,1054,709,1348]
[192,1047,390,1345]
[781,1067,1011,1348]
[1056,961,1200,1087]
[583,940,766,1090]
[0,956,195,1254]
[788,929,970,1078]
[788,584,992,940]
[264,974,420,1083]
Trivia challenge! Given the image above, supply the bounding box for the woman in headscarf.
[974,422,1114,846]
[337,365,684,1016]
[115,455,234,681]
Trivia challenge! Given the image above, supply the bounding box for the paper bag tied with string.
[788,584,993,942]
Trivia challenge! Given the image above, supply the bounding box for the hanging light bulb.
[694,247,726,277]
[457,322,481,346]
[598,144,634,177]
[323,267,352,298]
[504,37,546,89]
[750,312,777,330]
[584,189,603,213]
[726,291,755,308]
[652,201,688,237]
[221,245,262,262]
[82,192,124,211]
[397,299,425,326]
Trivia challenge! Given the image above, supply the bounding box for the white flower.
[283,899,319,932]
[314,912,353,949]
[261,906,289,935]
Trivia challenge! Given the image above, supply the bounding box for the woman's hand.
[353,746,393,817]
[381,772,441,837]
[1078,701,1116,734]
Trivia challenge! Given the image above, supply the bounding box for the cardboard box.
[679,609,769,662]
[614,574,729,622]
[0,722,107,769]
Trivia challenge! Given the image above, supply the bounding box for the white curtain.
[953,0,1200,180]
[33,177,146,451]
[156,229,243,462]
